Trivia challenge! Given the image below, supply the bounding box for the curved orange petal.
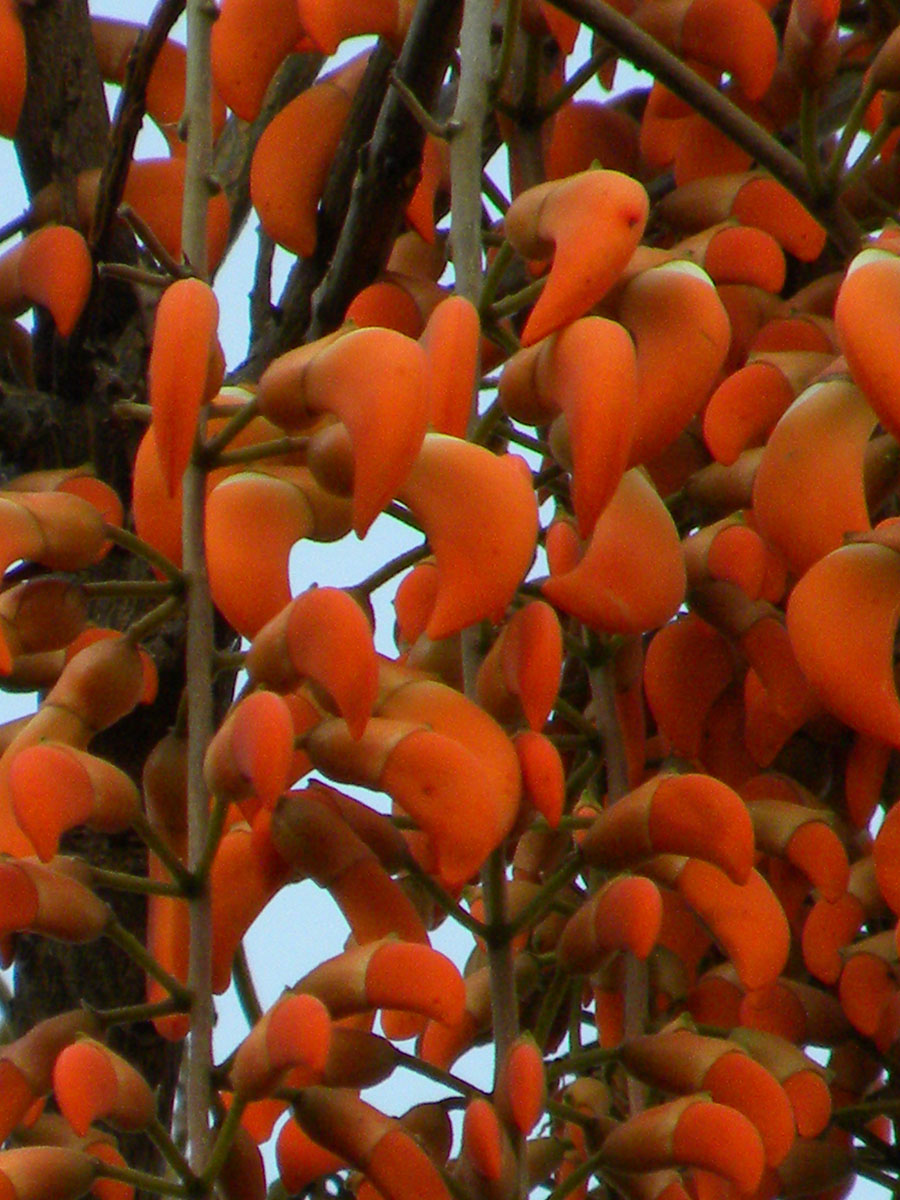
[346,276,427,338]
[644,616,735,759]
[420,295,480,439]
[206,470,353,637]
[245,587,377,739]
[753,376,876,576]
[297,0,411,53]
[658,860,790,990]
[621,1031,795,1168]
[461,1099,507,1184]
[547,99,641,180]
[618,261,729,467]
[53,1040,154,1135]
[802,893,864,984]
[496,1036,546,1135]
[0,859,109,945]
[10,228,92,338]
[296,940,464,1027]
[476,600,562,731]
[845,732,892,829]
[148,278,219,495]
[231,993,332,1099]
[276,1118,345,1193]
[544,316,639,536]
[580,773,754,884]
[294,1090,452,1200]
[0,1149,96,1200]
[211,0,303,121]
[204,692,296,813]
[505,170,648,346]
[542,469,685,635]
[209,820,292,993]
[398,436,538,638]
[787,542,900,744]
[91,18,226,154]
[0,0,25,137]
[558,875,663,971]
[600,1096,765,1196]
[835,248,900,440]
[250,54,368,256]
[514,730,565,828]
[635,0,776,99]
[306,717,515,888]
[703,353,831,466]
[748,799,848,900]
[10,744,139,861]
[271,786,427,944]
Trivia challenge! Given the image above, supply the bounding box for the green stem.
[537,44,614,120]
[182,0,217,1175]
[481,171,511,215]
[489,276,546,320]
[407,865,488,938]
[547,1043,619,1080]
[554,697,601,740]
[565,754,600,798]
[505,855,581,939]
[450,0,495,308]
[545,1099,596,1128]
[386,501,425,532]
[105,920,192,1006]
[104,525,184,584]
[799,88,825,196]
[147,1117,200,1185]
[482,844,521,1065]
[483,317,521,356]
[126,596,183,643]
[392,1048,489,1098]
[544,1147,606,1200]
[92,997,189,1028]
[478,240,515,313]
[200,1095,247,1189]
[211,435,309,468]
[534,966,571,1051]
[825,74,879,188]
[194,792,231,884]
[355,542,429,596]
[838,121,895,194]
[503,426,551,455]
[231,943,263,1028]
[587,640,647,1113]
[491,0,522,99]
[132,813,195,893]
[81,580,176,598]
[471,396,506,445]
[94,1162,191,1198]
[90,866,185,897]
[201,395,259,460]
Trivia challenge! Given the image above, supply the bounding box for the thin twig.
[181,0,217,1175]
[90,0,187,257]
[549,0,862,255]
[307,5,463,341]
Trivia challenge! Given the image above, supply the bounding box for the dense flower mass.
[1,1,900,1199]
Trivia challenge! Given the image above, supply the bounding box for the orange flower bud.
[53,1040,154,1136]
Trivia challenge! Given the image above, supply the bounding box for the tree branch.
[549,0,862,255]
[90,0,187,259]
[306,0,464,341]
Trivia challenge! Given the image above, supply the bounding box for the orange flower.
[505,170,648,345]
